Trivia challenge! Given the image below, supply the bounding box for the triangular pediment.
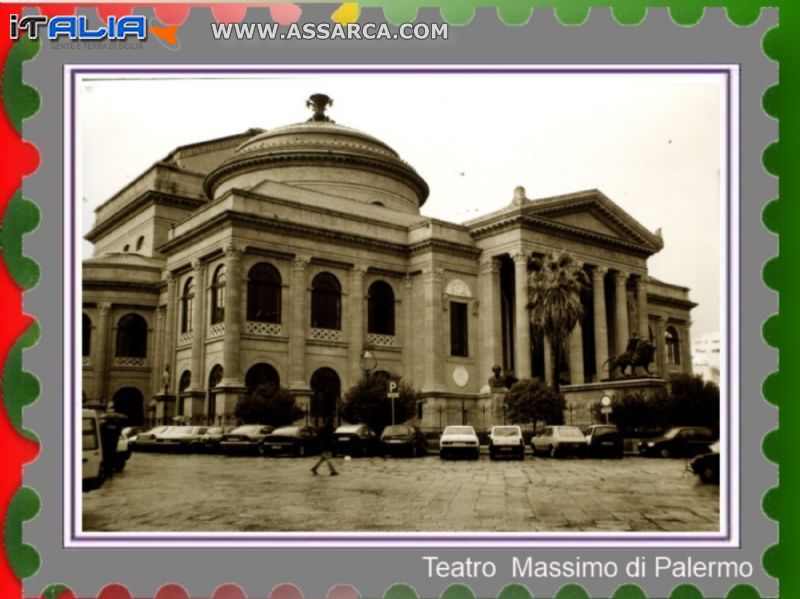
[520,190,663,252]
[543,208,624,239]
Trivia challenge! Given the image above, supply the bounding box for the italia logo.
[9,14,148,40]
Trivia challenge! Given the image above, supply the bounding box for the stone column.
[289,255,310,389]
[151,307,165,396]
[422,267,445,393]
[592,267,609,381]
[636,276,649,338]
[543,334,553,386]
[654,316,667,376]
[95,302,112,404]
[614,271,630,355]
[512,252,532,380]
[568,321,584,385]
[478,257,503,390]
[221,244,244,386]
[402,274,414,378]
[162,274,177,382]
[349,265,367,386]
[682,322,693,375]
[188,260,207,392]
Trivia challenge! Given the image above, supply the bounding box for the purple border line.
[67,65,735,547]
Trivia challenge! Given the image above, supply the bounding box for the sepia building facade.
[82,96,695,431]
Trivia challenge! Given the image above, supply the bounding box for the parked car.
[583,424,624,458]
[380,424,429,457]
[155,426,209,451]
[220,425,275,455]
[532,425,586,458]
[638,426,715,458]
[131,426,173,451]
[488,425,525,460]
[112,424,141,471]
[689,441,720,484]
[332,424,380,457]
[198,426,235,452]
[439,425,480,460]
[98,411,128,475]
[260,426,320,457]
[82,409,104,491]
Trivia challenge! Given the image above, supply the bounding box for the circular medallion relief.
[452,366,469,388]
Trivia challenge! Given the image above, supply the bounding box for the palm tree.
[526,250,589,392]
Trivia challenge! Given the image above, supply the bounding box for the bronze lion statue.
[604,338,656,377]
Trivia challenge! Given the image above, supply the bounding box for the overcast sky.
[78,72,724,337]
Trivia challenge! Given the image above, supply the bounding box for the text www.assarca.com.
[210,22,448,41]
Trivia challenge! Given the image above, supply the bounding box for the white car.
[82,409,104,491]
[531,425,586,458]
[439,425,480,460]
[488,425,525,460]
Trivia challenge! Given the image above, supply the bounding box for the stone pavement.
[82,452,720,533]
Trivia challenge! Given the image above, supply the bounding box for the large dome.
[204,94,429,214]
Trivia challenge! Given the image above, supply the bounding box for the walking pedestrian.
[311,418,339,476]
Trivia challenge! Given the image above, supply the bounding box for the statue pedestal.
[214,386,248,426]
[561,378,667,428]
[489,387,508,426]
[152,393,176,425]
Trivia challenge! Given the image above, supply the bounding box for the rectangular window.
[450,301,469,357]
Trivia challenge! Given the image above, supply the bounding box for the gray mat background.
[23,6,778,597]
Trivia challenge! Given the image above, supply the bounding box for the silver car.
[488,425,525,460]
[439,425,480,460]
[532,425,586,458]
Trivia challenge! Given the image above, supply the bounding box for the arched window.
[311,272,341,330]
[179,370,191,393]
[82,313,92,357]
[207,365,224,424]
[123,244,130,253]
[247,263,281,323]
[367,280,395,335]
[136,235,145,252]
[115,313,147,358]
[181,277,194,333]
[666,326,681,365]
[245,363,280,394]
[210,265,226,325]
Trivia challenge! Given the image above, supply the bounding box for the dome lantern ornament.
[306,93,334,122]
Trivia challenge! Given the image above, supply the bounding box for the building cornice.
[86,191,205,243]
[647,292,698,310]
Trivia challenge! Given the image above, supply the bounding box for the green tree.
[340,373,418,435]
[234,383,304,427]
[504,378,566,431]
[527,251,589,392]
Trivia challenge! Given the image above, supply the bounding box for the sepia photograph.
[74,68,730,540]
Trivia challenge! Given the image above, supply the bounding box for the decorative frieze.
[245,321,282,337]
[309,328,343,342]
[366,333,397,347]
[208,323,225,338]
[178,331,193,346]
[114,356,146,367]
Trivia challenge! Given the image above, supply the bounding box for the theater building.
[81,95,695,430]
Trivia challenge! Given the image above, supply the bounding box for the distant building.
[692,332,721,385]
[81,95,696,431]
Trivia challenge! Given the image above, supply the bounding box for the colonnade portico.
[484,248,653,386]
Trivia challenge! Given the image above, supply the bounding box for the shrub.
[504,378,566,431]
[234,383,304,427]
[340,373,418,435]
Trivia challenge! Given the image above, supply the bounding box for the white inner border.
[64,64,740,549]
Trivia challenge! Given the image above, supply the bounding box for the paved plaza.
[82,452,720,533]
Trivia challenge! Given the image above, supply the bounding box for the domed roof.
[203,94,429,211]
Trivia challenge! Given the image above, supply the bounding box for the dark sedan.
[332,424,380,457]
[379,424,428,457]
[638,426,715,458]
[260,426,320,457]
[219,425,275,455]
[689,441,720,484]
[583,424,624,458]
